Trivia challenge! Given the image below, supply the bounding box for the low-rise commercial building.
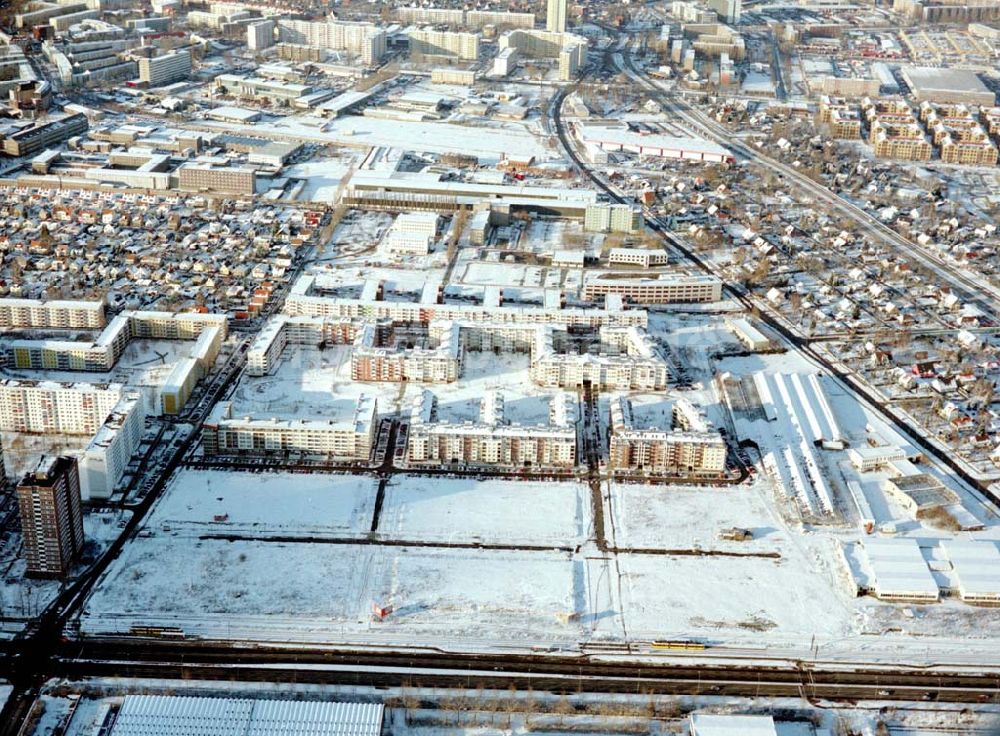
[608,248,669,268]
[901,66,996,107]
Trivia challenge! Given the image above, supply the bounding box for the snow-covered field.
[149,469,377,538]
[379,475,589,546]
[201,114,553,164]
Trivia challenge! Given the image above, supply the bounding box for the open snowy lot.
[201,114,554,164]
[148,468,377,539]
[609,483,782,553]
[615,551,855,644]
[379,475,589,546]
[81,538,585,645]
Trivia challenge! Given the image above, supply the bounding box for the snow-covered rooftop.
[110,696,384,736]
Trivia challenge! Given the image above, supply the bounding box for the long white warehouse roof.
[110,696,384,736]
[577,125,733,161]
[690,714,777,736]
[862,537,938,601]
[942,540,1000,601]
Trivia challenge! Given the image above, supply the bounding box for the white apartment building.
[466,9,534,28]
[0,297,105,330]
[381,211,439,255]
[276,19,386,65]
[397,7,534,28]
[203,396,377,461]
[79,392,145,501]
[284,275,646,328]
[547,0,567,33]
[246,315,356,376]
[409,29,480,61]
[584,202,644,234]
[0,379,124,436]
[398,6,464,24]
[530,325,669,391]
[247,19,274,50]
[137,49,192,86]
[498,29,586,81]
[351,322,461,383]
[406,390,578,469]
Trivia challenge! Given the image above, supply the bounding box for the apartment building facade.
[583,274,723,304]
[608,395,727,477]
[406,390,578,469]
[202,396,377,461]
[17,455,85,578]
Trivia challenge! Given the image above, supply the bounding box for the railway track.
[29,641,1000,705]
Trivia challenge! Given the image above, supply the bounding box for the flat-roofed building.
[883,472,959,519]
[608,394,727,477]
[0,297,105,329]
[285,274,646,328]
[276,19,386,65]
[352,322,461,383]
[942,540,1000,606]
[608,247,668,268]
[247,19,274,50]
[137,49,192,87]
[79,393,145,501]
[583,273,723,304]
[109,696,384,736]
[406,389,578,469]
[584,202,644,233]
[818,96,862,139]
[0,113,89,157]
[203,395,378,461]
[498,29,586,81]
[177,164,256,195]
[576,125,733,163]
[17,455,84,578]
[860,537,939,603]
[901,66,996,107]
[0,379,123,435]
[409,29,480,60]
[690,714,776,736]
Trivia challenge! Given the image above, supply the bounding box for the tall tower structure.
[17,455,85,578]
[547,0,567,33]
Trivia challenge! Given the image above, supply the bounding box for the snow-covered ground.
[379,475,588,546]
[200,114,554,164]
[150,468,377,538]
